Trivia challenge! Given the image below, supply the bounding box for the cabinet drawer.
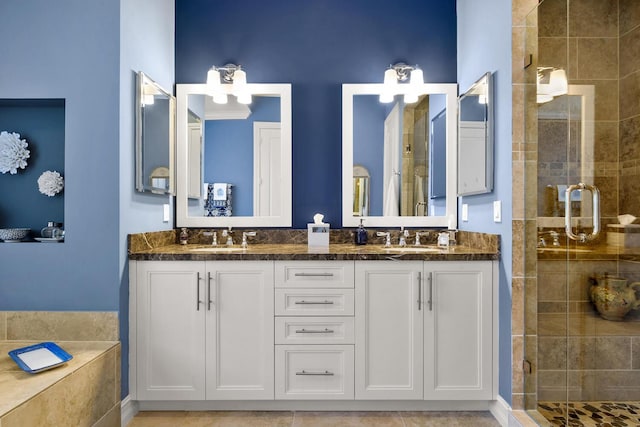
[275,289,354,316]
[275,261,354,288]
[275,345,354,400]
[275,317,355,345]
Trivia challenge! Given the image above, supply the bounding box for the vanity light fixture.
[380,62,424,104]
[206,63,252,105]
[537,67,568,104]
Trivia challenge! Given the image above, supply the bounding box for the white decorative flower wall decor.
[37,170,64,197]
[0,131,30,174]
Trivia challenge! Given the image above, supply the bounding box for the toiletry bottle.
[355,219,368,245]
[179,228,188,245]
[41,221,63,239]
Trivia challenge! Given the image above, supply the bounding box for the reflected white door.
[383,103,400,216]
[254,122,281,216]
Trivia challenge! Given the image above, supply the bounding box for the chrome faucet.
[376,231,391,247]
[222,226,234,246]
[399,226,409,247]
[242,231,257,249]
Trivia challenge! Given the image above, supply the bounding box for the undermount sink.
[189,246,247,252]
[380,246,445,253]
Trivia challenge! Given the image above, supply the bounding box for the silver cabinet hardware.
[427,272,433,311]
[295,328,335,334]
[418,272,422,311]
[196,272,203,311]
[207,272,213,311]
[294,300,335,305]
[295,370,334,376]
[294,272,334,277]
[565,182,600,242]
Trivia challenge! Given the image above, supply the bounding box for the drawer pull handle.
[294,272,334,277]
[295,328,335,334]
[295,370,334,376]
[294,300,334,305]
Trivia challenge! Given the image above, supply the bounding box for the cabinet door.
[424,261,494,400]
[136,261,206,400]
[355,261,423,399]
[205,261,274,400]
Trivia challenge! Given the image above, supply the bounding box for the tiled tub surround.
[0,341,120,427]
[0,311,120,426]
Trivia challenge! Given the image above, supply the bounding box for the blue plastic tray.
[8,342,73,374]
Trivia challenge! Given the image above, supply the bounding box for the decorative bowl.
[0,228,30,242]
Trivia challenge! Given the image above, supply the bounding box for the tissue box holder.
[307,223,330,248]
[607,224,640,248]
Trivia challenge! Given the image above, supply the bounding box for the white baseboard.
[489,395,511,427]
[121,395,139,426]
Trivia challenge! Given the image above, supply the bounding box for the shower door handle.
[565,183,600,242]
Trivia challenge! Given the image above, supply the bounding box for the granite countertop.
[128,242,499,261]
[0,341,118,417]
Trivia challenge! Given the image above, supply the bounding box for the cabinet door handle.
[295,328,335,334]
[196,272,203,311]
[295,370,334,376]
[207,272,213,311]
[294,272,334,277]
[294,300,334,305]
[418,272,422,311]
[427,272,433,311]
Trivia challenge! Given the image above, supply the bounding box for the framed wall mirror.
[457,72,494,196]
[135,72,176,195]
[176,83,292,227]
[342,83,458,228]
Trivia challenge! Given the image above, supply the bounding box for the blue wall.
[0,0,120,310]
[353,96,385,216]
[204,97,280,216]
[176,0,458,228]
[457,0,513,404]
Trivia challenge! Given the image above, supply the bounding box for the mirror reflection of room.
[352,94,446,218]
[186,94,281,218]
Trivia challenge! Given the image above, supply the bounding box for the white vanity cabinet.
[274,261,355,400]
[355,260,496,401]
[132,260,274,401]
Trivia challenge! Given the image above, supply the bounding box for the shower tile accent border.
[1,311,118,341]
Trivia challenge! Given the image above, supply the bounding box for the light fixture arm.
[388,62,419,82]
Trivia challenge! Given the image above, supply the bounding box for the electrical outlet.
[493,200,502,223]
[163,204,170,222]
[462,204,469,221]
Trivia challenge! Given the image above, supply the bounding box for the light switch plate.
[163,204,170,222]
[493,200,502,223]
[462,204,469,221]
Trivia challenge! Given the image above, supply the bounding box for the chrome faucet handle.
[203,230,218,246]
[242,231,257,249]
[376,231,391,248]
[414,231,428,246]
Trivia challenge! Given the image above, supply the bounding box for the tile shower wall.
[537,259,640,401]
[619,1,640,215]
[537,0,620,225]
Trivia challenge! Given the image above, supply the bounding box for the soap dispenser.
[41,221,63,239]
[179,228,188,245]
[355,219,368,245]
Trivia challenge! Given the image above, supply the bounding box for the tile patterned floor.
[537,402,640,427]
[127,410,501,427]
